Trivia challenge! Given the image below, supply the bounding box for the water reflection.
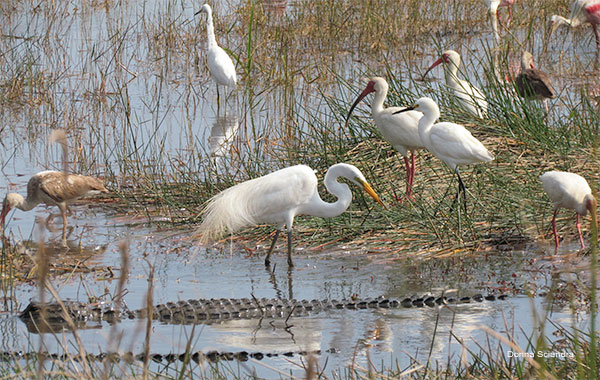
[208,114,240,162]
[263,0,288,17]
[266,264,295,299]
[210,317,322,354]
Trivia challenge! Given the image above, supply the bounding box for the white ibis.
[196,164,384,267]
[196,4,237,105]
[423,50,488,119]
[393,97,494,211]
[485,0,516,43]
[540,171,597,249]
[344,77,424,201]
[550,0,600,51]
[1,171,109,241]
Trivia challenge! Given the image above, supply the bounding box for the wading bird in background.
[344,77,424,202]
[540,171,597,249]
[423,50,488,119]
[550,0,600,51]
[514,51,555,112]
[394,97,493,212]
[196,163,384,268]
[196,4,237,106]
[515,51,556,100]
[1,171,109,242]
[484,0,516,43]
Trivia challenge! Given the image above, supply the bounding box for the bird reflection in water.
[264,0,288,18]
[208,115,240,161]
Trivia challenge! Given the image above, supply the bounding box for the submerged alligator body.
[19,294,508,332]
[0,349,322,364]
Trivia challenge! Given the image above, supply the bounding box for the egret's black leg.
[265,229,281,267]
[287,266,294,300]
[287,229,294,268]
[455,168,467,214]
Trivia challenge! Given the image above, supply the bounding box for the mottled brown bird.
[1,171,108,240]
[515,51,556,101]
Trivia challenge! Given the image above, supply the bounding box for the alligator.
[0,349,323,364]
[19,294,508,333]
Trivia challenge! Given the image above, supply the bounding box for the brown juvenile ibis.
[1,171,109,241]
[551,0,600,51]
[515,51,556,101]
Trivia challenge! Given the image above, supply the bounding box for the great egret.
[344,77,424,201]
[540,171,597,249]
[423,50,488,119]
[197,163,384,267]
[550,0,600,51]
[195,4,237,105]
[514,51,556,101]
[393,97,493,210]
[1,171,109,241]
[484,0,516,43]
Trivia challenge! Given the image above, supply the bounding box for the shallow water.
[0,221,595,377]
[1,0,599,377]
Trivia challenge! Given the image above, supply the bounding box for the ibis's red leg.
[551,209,559,248]
[409,153,416,188]
[404,156,412,199]
[593,24,600,50]
[576,213,585,249]
[497,10,504,29]
[396,156,416,202]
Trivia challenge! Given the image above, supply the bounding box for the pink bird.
[485,0,516,43]
[550,0,600,51]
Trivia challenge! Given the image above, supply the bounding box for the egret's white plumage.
[197,4,237,102]
[0,171,109,241]
[550,0,600,50]
[197,163,384,267]
[484,0,515,43]
[540,171,597,249]
[344,77,424,200]
[394,97,493,210]
[423,50,488,119]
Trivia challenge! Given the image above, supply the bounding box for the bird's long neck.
[205,9,218,48]
[371,86,387,115]
[304,167,353,218]
[417,107,439,148]
[488,5,500,43]
[443,62,461,88]
[12,193,38,211]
